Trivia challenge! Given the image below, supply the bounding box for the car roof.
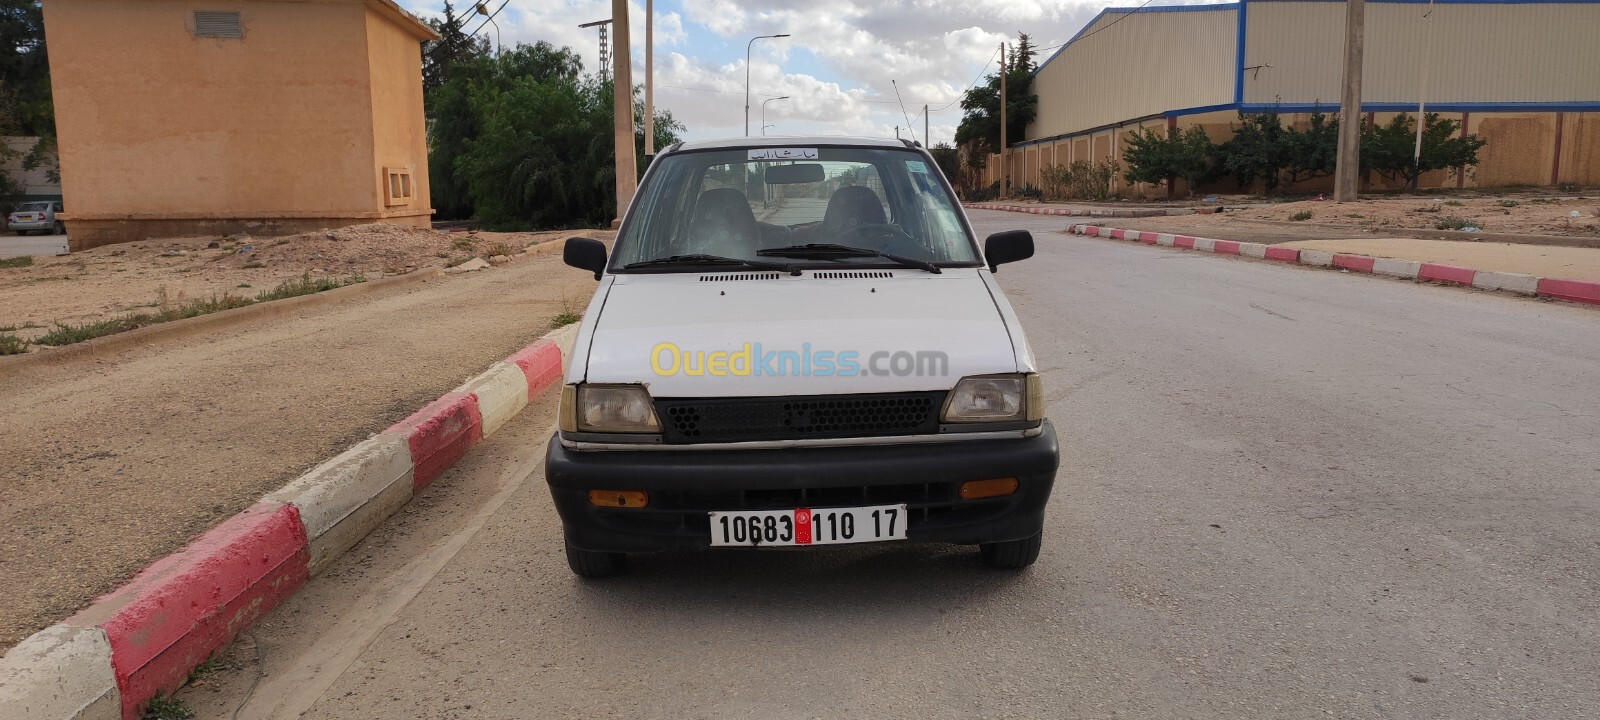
[672,136,912,152]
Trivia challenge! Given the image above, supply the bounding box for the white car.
[546,136,1059,577]
[8,200,64,235]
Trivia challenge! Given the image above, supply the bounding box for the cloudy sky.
[399,1,1208,146]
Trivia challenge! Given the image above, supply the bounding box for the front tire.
[980,532,1042,569]
[565,539,626,578]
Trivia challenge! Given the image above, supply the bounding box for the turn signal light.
[958,478,1018,500]
[588,490,648,508]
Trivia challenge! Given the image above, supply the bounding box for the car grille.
[654,391,945,444]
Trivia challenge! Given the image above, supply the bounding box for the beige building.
[42,0,439,250]
[999,0,1600,197]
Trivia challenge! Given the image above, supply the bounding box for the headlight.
[942,373,1043,423]
[561,384,661,433]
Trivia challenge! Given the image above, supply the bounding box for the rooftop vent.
[194,11,243,39]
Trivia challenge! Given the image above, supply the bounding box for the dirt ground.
[0,237,607,651]
[1213,195,1600,236]
[1279,237,1600,282]
[0,224,573,343]
[999,194,1600,239]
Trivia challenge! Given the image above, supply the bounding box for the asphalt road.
[183,209,1600,719]
[0,232,67,258]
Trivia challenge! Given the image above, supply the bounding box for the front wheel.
[564,539,626,578]
[979,532,1042,569]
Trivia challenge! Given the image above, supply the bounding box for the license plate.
[709,504,908,547]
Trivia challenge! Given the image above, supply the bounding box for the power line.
[929,46,1001,113]
[1032,0,1162,57]
[891,79,918,144]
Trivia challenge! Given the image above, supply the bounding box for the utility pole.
[644,0,654,162]
[579,19,613,81]
[1410,0,1435,189]
[923,104,928,148]
[1333,0,1365,202]
[999,42,1008,197]
[611,0,636,225]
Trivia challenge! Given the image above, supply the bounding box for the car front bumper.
[544,421,1060,553]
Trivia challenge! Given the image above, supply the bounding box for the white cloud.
[407,0,1216,145]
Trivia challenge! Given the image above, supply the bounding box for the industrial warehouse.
[993,0,1600,196]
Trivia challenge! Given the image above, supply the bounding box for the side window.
[53,202,63,212]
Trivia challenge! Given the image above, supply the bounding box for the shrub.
[1434,216,1476,231]
[0,333,26,355]
[1361,113,1486,190]
[1498,199,1519,208]
[1121,125,1215,197]
[1289,210,1313,222]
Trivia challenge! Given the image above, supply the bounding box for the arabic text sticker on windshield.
[748,148,819,161]
[906,160,929,174]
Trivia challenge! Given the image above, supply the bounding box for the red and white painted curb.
[966,202,1223,217]
[1066,223,1600,307]
[0,325,578,720]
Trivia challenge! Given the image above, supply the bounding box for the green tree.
[1122,126,1215,197]
[1282,108,1338,188]
[954,34,1038,155]
[0,1,55,198]
[929,143,961,185]
[422,1,490,94]
[433,42,684,228]
[1360,112,1486,190]
[1217,108,1290,193]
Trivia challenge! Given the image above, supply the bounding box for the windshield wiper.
[622,254,800,275]
[756,243,941,274]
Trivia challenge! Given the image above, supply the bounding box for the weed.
[242,261,266,269]
[188,658,227,681]
[446,255,477,268]
[0,333,26,355]
[1443,200,1463,207]
[1532,197,1559,205]
[254,272,362,302]
[1,256,35,268]
[175,267,192,273]
[36,273,364,346]
[451,237,478,251]
[1434,216,1477,231]
[436,252,449,258]
[141,695,193,720]
[1498,199,1519,208]
[483,241,515,258]
[236,283,252,289]
[552,311,581,327]
[1345,213,1363,218]
[1289,210,1314,222]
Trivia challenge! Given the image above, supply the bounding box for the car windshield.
[16,202,49,211]
[611,146,980,269]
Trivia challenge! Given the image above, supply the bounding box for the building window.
[385,168,413,206]
[193,11,243,38]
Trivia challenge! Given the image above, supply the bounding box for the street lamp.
[475,2,500,54]
[761,96,789,135]
[745,33,790,136]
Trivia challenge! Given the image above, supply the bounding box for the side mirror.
[564,237,608,280]
[983,230,1034,272]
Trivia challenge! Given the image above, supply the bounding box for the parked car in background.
[8,201,64,235]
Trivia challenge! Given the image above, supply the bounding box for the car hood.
[580,269,1017,397]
